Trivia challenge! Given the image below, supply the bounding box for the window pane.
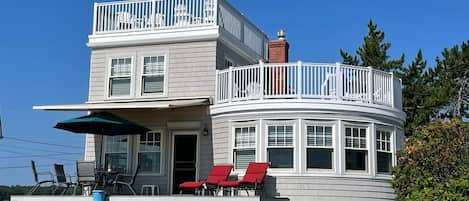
[105,153,127,173]
[346,150,367,171]
[111,58,131,76]
[139,152,161,173]
[234,149,255,169]
[143,75,164,93]
[235,126,255,148]
[377,152,392,174]
[268,148,293,168]
[110,78,131,96]
[307,148,333,169]
[268,125,293,146]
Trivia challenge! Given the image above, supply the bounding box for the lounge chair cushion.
[179,181,204,189]
[241,162,269,184]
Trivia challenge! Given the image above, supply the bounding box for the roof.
[33,98,210,111]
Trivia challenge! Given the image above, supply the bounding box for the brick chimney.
[268,29,289,63]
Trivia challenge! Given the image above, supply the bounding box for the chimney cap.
[277,29,286,41]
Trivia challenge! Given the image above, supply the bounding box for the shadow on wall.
[262,175,290,200]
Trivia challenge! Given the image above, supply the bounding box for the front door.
[172,134,197,194]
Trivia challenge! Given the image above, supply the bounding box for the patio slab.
[11,196,260,201]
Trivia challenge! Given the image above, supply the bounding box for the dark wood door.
[172,135,197,194]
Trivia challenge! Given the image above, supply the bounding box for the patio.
[10,196,260,201]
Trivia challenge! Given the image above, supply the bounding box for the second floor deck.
[215,62,403,110]
[89,0,268,60]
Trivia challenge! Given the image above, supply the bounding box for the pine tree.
[340,20,405,72]
[435,41,469,119]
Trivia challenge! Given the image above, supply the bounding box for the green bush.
[392,120,469,201]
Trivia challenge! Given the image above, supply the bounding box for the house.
[33,0,405,200]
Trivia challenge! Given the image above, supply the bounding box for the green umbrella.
[54,112,150,168]
[54,112,150,136]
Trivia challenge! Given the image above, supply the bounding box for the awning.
[33,98,210,111]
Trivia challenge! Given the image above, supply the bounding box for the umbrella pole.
[99,135,104,169]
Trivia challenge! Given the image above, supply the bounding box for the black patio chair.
[53,163,78,195]
[76,160,98,196]
[28,160,56,195]
[112,165,140,195]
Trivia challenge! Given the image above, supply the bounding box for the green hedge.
[392,120,469,200]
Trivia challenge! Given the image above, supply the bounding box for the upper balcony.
[89,0,268,60]
[214,62,404,118]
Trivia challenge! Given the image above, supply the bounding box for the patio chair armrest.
[37,171,55,181]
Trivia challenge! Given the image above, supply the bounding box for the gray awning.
[33,98,210,111]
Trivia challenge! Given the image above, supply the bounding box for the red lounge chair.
[179,164,233,195]
[218,162,270,196]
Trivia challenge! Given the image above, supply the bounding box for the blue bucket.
[93,190,105,201]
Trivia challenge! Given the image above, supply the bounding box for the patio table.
[95,169,119,193]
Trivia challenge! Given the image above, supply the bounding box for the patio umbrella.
[54,111,150,167]
[54,112,150,135]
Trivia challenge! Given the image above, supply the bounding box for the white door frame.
[169,130,200,194]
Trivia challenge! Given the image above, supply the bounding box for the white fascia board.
[210,100,406,123]
[87,25,220,48]
[33,98,209,111]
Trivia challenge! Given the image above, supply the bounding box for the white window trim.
[136,129,164,176]
[106,55,135,99]
[137,52,169,98]
[303,120,336,173]
[343,124,369,174]
[230,121,258,173]
[102,135,132,173]
[375,126,394,176]
[264,120,297,172]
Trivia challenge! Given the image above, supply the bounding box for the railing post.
[336,62,342,101]
[228,66,233,103]
[297,61,303,99]
[259,60,264,100]
[152,0,157,29]
[214,0,219,25]
[92,2,98,34]
[215,69,219,103]
[368,66,374,104]
[391,72,395,108]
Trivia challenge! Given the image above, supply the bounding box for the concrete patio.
[11,196,260,201]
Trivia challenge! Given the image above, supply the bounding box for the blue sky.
[0,0,467,185]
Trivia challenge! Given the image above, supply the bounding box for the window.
[267,124,294,168]
[105,135,128,173]
[139,131,162,174]
[233,126,256,169]
[306,125,333,169]
[345,127,367,171]
[142,56,165,94]
[376,130,392,174]
[109,58,132,96]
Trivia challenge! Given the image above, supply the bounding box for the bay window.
[105,135,129,173]
[345,126,368,171]
[267,124,294,168]
[233,126,256,169]
[109,58,132,96]
[376,129,392,174]
[139,131,162,174]
[306,124,333,169]
[142,56,165,94]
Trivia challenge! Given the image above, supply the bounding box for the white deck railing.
[92,0,268,58]
[216,62,402,109]
[93,0,217,33]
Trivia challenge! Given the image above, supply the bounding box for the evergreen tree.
[340,20,405,72]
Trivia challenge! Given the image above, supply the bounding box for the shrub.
[392,120,469,200]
